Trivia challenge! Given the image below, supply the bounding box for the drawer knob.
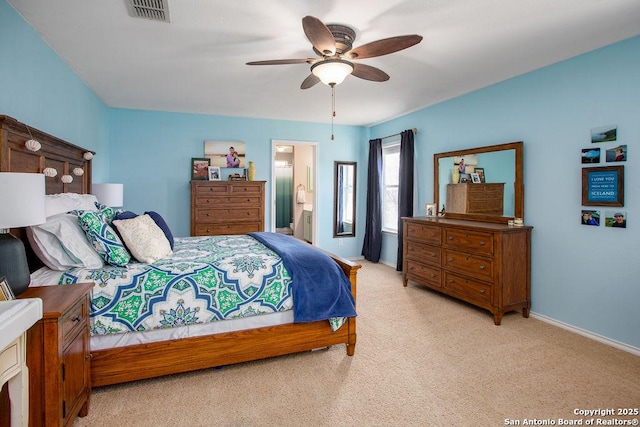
[448,279,454,284]
[480,290,485,294]
[72,315,82,323]
[479,265,486,270]
[430,273,436,278]
[448,236,454,240]
[448,258,454,262]
[479,241,485,246]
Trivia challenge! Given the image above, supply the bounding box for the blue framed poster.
[582,165,624,207]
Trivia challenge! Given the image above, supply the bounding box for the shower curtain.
[276,166,293,228]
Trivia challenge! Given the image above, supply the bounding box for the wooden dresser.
[402,217,532,325]
[191,180,266,236]
[19,283,93,427]
[446,183,505,215]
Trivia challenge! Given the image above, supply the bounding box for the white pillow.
[27,213,104,270]
[112,214,172,263]
[45,193,98,218]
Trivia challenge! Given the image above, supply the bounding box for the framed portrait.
[191,157,210,180]
[605,211,627,228]
[606,145,626,163]
[425,203,436,217]
[474,167,485,183]
[581,165,624,207]
[580,210,600,226]
[0,276,15,301]
[208,166,221,181]
[470,173,481,184]
[204,141,246,169]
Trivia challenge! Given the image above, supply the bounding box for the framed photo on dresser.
[0,276,15,301]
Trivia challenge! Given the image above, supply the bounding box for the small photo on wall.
[591,125,617,143]
[605,211,626,228]
[606,145,627,162]
[581,148,600,164]
[581,210,600,226]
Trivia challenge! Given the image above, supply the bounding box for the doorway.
[272,140,317,244]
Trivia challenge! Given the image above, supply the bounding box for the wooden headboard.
[0,115,94,194]
[0,115,95,270]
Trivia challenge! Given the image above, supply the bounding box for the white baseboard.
[530,311,640,356]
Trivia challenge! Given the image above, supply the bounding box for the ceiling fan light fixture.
[311,59,354,86]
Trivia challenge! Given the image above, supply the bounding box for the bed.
[0,115,360,387]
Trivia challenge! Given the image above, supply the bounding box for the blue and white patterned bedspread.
[59,235,295,336]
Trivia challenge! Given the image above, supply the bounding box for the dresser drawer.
[406,222,441,244]
[195,222,262,236]
[443,228,493,256]
[443,249,494,282]
[194,184,229,195]
[195,207,262,222]
[195,195,262,206]
[406,261,441,287]
[61,297,88,347]
[406,240,441,266]
[443,272,492,304]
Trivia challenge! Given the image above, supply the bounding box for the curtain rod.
[380,128,418,140]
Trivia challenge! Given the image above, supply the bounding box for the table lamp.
[0,172,46,296]
[92,183,123,207]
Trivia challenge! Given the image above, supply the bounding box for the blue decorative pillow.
[114,211,138,221]
[144,211,174,249]
[74,210,131,266]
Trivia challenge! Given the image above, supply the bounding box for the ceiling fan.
[246,16,423,89]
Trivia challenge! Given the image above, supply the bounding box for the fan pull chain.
[331,83,336,140]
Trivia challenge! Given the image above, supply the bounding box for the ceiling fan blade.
[352,63,390,82]
[302,16,336,56]
[246,58,314,65]
[300,74,320,89]
[347,35,423,60]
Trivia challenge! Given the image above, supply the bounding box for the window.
[382,142,400,232]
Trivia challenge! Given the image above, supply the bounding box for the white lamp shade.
[92,183,123,207]
[0,173,46,229]
[311,59,354,86]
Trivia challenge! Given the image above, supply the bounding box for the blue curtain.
[396,130,415,271]
[361,138,383,262]
[275,166,293,228]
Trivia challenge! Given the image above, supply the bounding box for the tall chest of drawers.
[191,180,265,236]
[402,217,532,325]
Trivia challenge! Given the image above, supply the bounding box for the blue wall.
[108,108,366,255]
[2,0,638,349]
[370,36,640,349]
[0,0,110,178]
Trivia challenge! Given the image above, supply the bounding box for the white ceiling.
[8,0,640,127]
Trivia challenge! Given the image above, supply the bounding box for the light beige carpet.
[74,260,640,427]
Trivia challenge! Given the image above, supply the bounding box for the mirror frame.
[434,141,524,224]
[333,161,357,238]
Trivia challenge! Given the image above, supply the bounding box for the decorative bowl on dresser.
[191,180,265,236]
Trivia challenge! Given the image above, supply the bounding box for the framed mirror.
[434,141,523,223]
[334,161,357,237]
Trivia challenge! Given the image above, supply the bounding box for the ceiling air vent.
[125,0,170,23]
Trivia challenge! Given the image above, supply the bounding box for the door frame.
[271,139,318,245]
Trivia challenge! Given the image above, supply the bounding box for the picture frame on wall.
[581,165,624,207]
[191,157,210,180]
[208,166,221,181]
[0,276,15,301]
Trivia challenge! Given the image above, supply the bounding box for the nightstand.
[19,283,93,427]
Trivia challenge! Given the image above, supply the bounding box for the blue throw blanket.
[249,232,357,323]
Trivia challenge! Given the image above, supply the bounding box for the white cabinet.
[303,209,312,243]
